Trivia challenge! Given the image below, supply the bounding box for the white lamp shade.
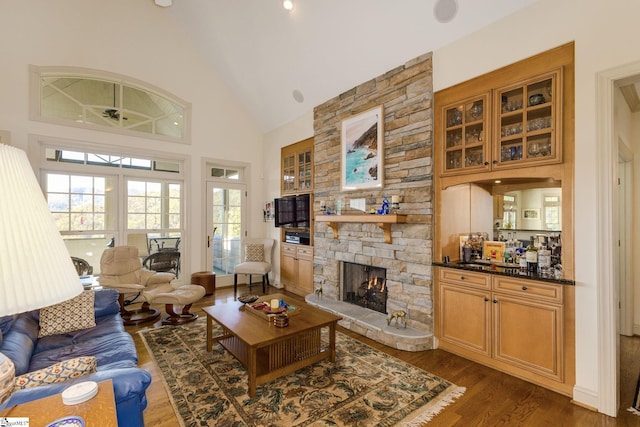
[0,145,83,316]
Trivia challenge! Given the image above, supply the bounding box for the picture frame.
[263,200,274,222]
[341,106,384,191]
[522,208,540,219]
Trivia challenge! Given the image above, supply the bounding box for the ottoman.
[152,284,206,325]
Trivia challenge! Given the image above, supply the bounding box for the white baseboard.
[572,385,599,412]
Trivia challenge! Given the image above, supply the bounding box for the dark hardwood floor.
[125,285,640,426]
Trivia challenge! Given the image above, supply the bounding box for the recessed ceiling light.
[433,0,458,23]
[155,0,172,7]
[282,0,293,11]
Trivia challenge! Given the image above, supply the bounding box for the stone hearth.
[305,294,432,352]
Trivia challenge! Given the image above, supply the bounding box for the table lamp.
[0,144,83,403]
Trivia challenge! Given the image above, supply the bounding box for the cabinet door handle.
[522,286,528,291]
[492,160,497,164]
[484,297,489,302]
[493,299,498,304]
[460,276,465,280]
[485,161,490,166]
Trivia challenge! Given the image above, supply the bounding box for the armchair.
[233,238,274,299]
[99,246,205,325]
[99,246,173,325]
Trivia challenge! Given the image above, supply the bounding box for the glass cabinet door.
[282,153,295,193]
[297,149,313,191]
[442,93,490,175]
[494,70,561,168]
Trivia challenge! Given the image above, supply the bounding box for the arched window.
[30,65,191,144]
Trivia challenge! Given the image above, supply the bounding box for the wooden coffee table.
[203,293,341,397]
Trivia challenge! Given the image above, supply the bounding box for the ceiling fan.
[103,83,127,120]
[102,109,127,121]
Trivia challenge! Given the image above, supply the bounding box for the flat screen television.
[274,194,310,228]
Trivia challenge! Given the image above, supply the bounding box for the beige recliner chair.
[99,246,205,325]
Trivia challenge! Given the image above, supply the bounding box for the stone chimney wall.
[312,52,434,335]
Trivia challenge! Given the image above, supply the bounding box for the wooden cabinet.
[280,243,313,297]
[281,137,313,195]
[436,267,571,394]
[439,70,562,177]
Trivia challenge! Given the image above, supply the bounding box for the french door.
[205,181,246,287]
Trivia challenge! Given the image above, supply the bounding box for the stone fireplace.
[342,262,387,314]
[307,52,435,351]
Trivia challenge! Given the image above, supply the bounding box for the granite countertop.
[433,260,575,286]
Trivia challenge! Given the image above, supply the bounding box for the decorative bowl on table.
[238,294,259,304]
[45,416,86,427]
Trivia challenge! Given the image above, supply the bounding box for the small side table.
[0,379,118,426]
[191,271,216,295]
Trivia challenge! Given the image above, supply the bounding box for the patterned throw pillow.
[38,291,96,338]
[13,356,97,390]
[245,244,264,262]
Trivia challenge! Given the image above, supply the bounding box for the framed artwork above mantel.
[341,106,384,191]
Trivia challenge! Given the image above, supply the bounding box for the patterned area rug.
[139,318,464,426]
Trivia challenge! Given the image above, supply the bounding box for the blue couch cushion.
[34,313,124,354]
[29,332,138,372]
[0,314,39,375]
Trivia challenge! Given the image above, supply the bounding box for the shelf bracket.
[377,223,392,244]
[327,222,339,239]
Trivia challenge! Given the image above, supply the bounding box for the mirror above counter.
[437,178,563,262]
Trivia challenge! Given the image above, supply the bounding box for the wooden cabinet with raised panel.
[280,243,313,297]
[435,267,571,395]
[281,137,313,195]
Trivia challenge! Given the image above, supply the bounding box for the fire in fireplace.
[342,262,388,314]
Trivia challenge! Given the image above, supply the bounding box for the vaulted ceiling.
[162,0,541,132]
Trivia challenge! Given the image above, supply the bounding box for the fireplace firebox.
[342,262,387,314]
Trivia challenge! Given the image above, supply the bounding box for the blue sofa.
[0,288,151,427]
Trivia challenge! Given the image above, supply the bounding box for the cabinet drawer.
[297,246,313,259]
[281,244,297,256]
[439,267,490,290]
[493,277,563,304]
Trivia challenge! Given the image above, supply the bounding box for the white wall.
[0,0,264,277]
[262,111,314,286]
[266,0,640,414]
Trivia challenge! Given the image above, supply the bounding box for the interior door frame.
[596,60,640,417]
[205,180,247,287]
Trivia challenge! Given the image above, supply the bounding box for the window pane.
[46,173,115,232]
[48,193,69,212]
[48,174,69,193]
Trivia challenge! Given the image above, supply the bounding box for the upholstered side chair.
[99,246,205,325]
[233,238,274,299]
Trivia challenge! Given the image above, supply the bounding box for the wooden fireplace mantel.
[315,214,407,243]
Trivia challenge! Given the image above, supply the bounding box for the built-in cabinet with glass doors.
[279,137,314,297]
[441,69,562,176]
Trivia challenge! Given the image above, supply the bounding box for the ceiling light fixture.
[155,0,172,7]
[282,0,294,11]
[433,0,458,23]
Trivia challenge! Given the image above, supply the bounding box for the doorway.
[597,61,640,417]
[205,181,246,287]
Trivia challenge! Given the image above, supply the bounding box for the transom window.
[30,65,191,144]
